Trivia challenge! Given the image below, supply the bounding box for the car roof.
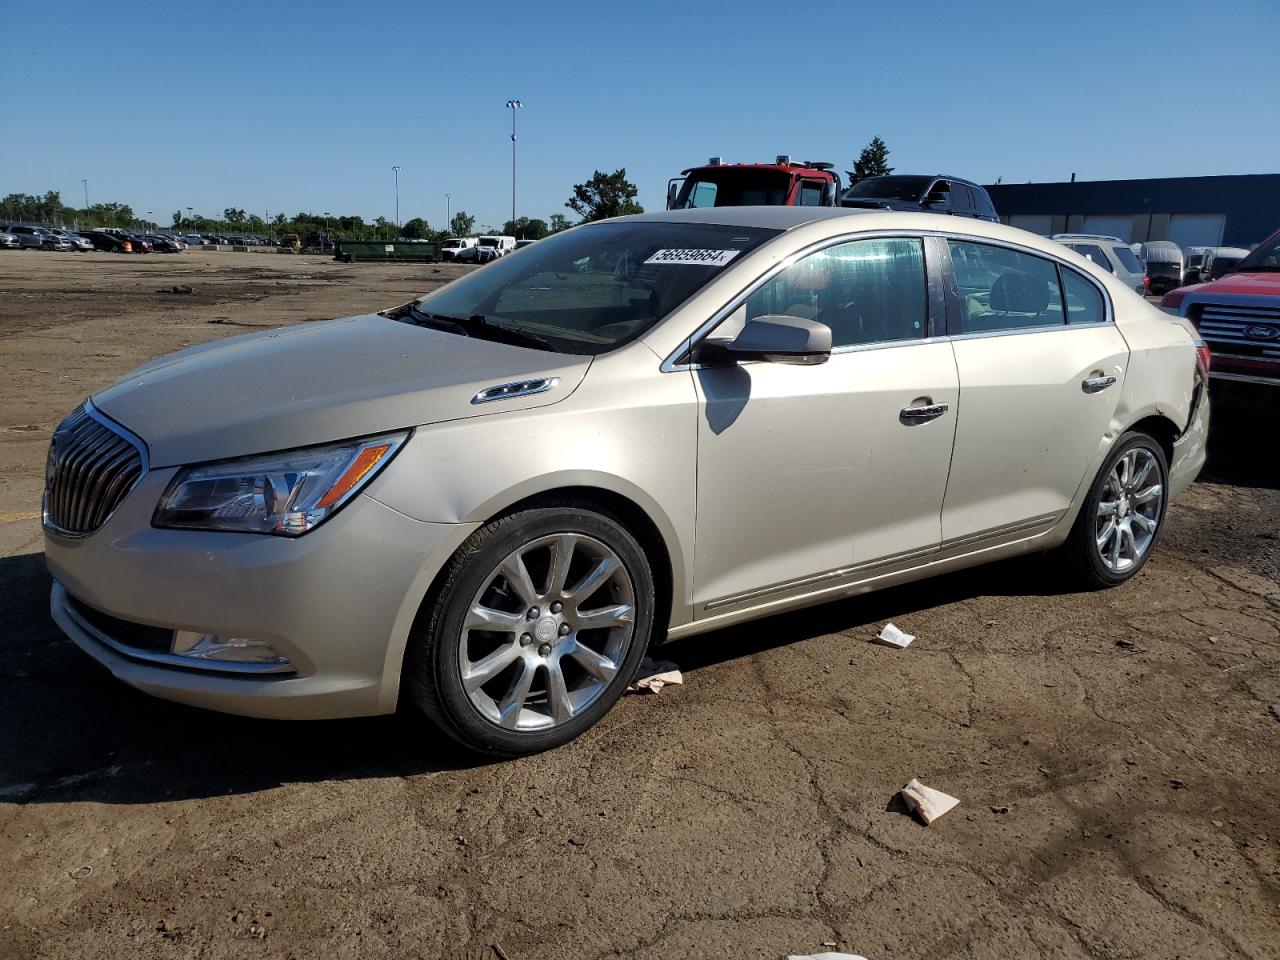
[629,206,877,229]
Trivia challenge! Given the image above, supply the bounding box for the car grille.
[44,404,146,537]
[65,593,173,653]
[1192,303,1280,361]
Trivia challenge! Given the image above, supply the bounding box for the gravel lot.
[1,251,1277,960]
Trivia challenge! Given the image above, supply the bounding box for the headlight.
[153,432,409,536]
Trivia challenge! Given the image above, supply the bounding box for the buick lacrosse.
[44,208,1208,754]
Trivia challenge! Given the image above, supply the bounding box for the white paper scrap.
[627,658,683,694]
[900,778,960,825]
[872,622,914,649]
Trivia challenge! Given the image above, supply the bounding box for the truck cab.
[667,156,841,210]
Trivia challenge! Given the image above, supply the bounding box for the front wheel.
[1062,431,1169,588]
[405,504,656,755]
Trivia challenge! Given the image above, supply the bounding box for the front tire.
[1062,431,1169,588]
[405,503,655,756]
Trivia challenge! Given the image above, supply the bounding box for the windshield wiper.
[408,307,555,351]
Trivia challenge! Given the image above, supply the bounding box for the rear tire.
[1061,431,1169,588]
[405,503,655,756]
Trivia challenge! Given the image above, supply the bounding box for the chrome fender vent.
[471,377,560,405]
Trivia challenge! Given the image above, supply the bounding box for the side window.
[1069,243,1113,272]
[973,188,998,219]
[947,240,1065,333]
[744,237,928,348]
[688,181,718,208]
[797,180,825,207]
[952,184,975,214]
[1062,269,1106,324]
[925,180,952,210]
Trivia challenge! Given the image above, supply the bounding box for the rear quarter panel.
[1110,288,1197,436]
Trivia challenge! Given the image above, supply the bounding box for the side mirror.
[695,315,832,366]
[921,197,947,209]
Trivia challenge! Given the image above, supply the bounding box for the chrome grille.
[43,403,146,536]
[1193,303,1280,360]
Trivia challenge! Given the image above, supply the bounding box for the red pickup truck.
[1162,227,1280,399]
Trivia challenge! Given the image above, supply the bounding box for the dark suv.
[839,175,998,221]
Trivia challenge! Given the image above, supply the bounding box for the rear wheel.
[1062,431,1168,588]
[405,504,655,755]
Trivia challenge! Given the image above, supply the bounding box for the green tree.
[401,217,431,239]
[449,211,476,237]
[548,213,572,233]
[501,217,549,240]
[566,169,643,222]
[224,207,247,224]
[846,135,894,185]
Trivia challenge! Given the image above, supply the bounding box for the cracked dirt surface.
[0,252,1277,959]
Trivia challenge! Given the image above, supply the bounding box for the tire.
[405,502,656,756]
[1061,431,1169,588]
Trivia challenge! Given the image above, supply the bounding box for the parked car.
[41,208,1208,755]
[1204,247,1250,282]
[0,229,19,250]
[145,235,183,253]
[840,175,999,221]
[1,225,69,250]
[1139,241,1184,296]
[441,237,477,261]
[1052,234,1148,295]
[1162,227,1280,398]
[515,239,538,249]
[49,229,93,252]
[1183,246,1215,285]
[78,230,131,253]
[475,235,517,262]
[183,234,208,246]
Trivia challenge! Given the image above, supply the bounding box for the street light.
[81,179,89,209]
[446,193,452,233]
[147,211,153,232]
[186,206,193,229]
[392,165,401,229]
[506,99,522,231]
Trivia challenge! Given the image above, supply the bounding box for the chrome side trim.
[470,376,560,405]
[1209,371,1279,385]
[57,584,295,677]
[701,513,1061,612]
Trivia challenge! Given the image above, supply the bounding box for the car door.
[690,235,959,612]
[941,238,1129,545]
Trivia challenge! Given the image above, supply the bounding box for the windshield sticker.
[644,248,742,267]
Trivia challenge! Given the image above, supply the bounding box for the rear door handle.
[1081,375,1117,394]
[900,401,949,424]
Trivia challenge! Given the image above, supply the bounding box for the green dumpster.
[335,241,440,263]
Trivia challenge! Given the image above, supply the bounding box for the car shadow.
[1197,405,1277,490]
[0,545,1069,807]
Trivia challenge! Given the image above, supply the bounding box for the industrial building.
[984,173,1280,249]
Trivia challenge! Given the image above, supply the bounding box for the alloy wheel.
[1094,446,1163,574]
[458,533,636,731]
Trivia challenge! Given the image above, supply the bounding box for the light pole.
[147,211,153,232]
[186,206,193,229]
[446,193,452,234]
[506,99,522,231]
[81,179,89,209]
[392,165,401,230]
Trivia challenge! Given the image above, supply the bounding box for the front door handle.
[900,401,949,424]
[1082,374,1117,394]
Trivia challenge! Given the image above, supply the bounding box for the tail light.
[1142,275,1150,290]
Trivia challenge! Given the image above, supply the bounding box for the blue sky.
[3,0,1277,230]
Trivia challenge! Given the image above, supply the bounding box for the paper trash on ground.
[872,623,914,649]
[899,778,960,825]
[627,657,683,693]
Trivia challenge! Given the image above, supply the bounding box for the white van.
[1139,241,1185,296]
[475,235,516,262]
[441,237,477,262]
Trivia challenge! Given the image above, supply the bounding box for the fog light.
[171,630,289,665]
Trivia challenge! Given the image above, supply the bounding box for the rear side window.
[972,187,998,219]
[1069,243,1113,272]
[952,184,975,214]
[745,237,928,348]
[797,181,825,207]
[1112,246,1142,273]
[1062,269,1106,324]
[948,240,1065,333]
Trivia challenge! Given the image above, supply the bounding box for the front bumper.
[45,467,477,719]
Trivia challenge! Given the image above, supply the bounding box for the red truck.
[1161,225,1280,402]
[667,155,842,210]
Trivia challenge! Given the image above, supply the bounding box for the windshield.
[1112,246,1142,273]
[1236,233,1280,272]
[844,175,933,201]
[478,238,499,247]
[443,240,464,248]
[407,220,780,355]
[672,171,791,208]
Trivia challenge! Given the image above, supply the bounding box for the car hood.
[93,314,590,467]
[1184,271,1280,299]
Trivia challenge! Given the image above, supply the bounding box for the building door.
[1167,214,1226,249]
[1081,215,1134,242]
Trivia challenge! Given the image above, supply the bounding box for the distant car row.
[0,225,187,253]
[440,235,536,263]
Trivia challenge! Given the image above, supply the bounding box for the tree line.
[2,139,892,241]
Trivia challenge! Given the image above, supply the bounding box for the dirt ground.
[0,250,1277,960]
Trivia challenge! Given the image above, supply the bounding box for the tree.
[224,207,247,224]
[566,169,643,222]
[172,210,184,229]
[501,217,549,240]
[401,217,431,239]
[548,213,572,233]
[449,211,476,237]
[846,136,894,185]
